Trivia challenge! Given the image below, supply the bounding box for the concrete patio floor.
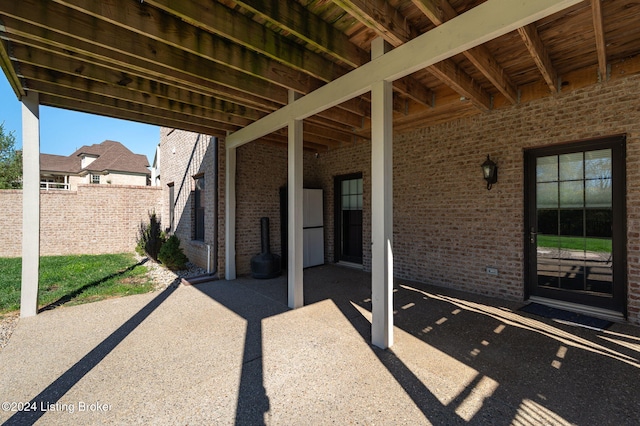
[1,264,639,425]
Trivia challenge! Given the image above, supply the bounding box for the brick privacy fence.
[1,184,162,257]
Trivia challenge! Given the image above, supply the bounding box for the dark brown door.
[524,136,626,314]
[335,173,363,264]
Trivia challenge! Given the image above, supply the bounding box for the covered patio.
[1,266,639,424]
[5,0,640,350]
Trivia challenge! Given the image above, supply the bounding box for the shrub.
[158,235,188,270]
[136,212,165,261]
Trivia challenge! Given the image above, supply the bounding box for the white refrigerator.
[303,189,324,268]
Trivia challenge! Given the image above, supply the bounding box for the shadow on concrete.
[6,264,639,425]
[3,279,180,426]
[39,259,149,313]
[238,264,640,425]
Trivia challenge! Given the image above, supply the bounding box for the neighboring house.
[150,144,161,187]
[40,140,151,190]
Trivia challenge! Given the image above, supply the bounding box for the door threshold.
[336,261,363,270]
[528,296,624,323]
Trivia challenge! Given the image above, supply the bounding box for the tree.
[0,122,22,189]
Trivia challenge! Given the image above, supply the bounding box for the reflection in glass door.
[334,173,363,264]
[525,137,626,313]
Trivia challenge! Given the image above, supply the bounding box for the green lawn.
[0,253,155,316]
[537,235,612,253]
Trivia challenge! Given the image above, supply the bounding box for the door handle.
[530,228,537,244]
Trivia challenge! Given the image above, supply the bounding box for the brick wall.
[159,132,319,277]
[245,74,640,324]
[1,185,162,257]
[161,72,640,325]
[314,142,371,270]
[159,129,218,271]
[233,141,319,276]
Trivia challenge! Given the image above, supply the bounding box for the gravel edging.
[0,256,211,353]
[0,313,19,351]
[136,255,210,291]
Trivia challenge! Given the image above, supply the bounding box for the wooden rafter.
[0,10,290,104]
[45,0,373,125]
[0,37,24,98]
[591,0,607,80]
[17,66,258,128]
[518,24,558,93]
[10,45,268,119]
[333,0,415,46]
[1,13,365,135]
[233,0,433,106]
[39,93,230,138]
[4,31,282,112]
[411,0,518,103]
[53,0,324,93]
[8,37,363,138]
[231,0,367,68]
[227,0,586,149]
[141,0,380,117]
[334,0,492,110]
[143,0,347,83]
[0,0,636,152]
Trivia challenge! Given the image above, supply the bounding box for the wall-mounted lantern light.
[481,155,498,190]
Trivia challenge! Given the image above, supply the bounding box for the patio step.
[181,274,218,286]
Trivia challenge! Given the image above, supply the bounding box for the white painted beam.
[226,0,581,149]
[370,38,394,349]
[20,90,40,318]
[288,90,304,309]
[225,144,237,280]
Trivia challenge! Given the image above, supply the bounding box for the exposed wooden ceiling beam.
[11,39,366,139]
[17,66,263,129]
[227,0,584,148]
[9,45,268,120]
[36,88,242,132]
[12,0,322,93]
[428,61,491,109]
[591,0,607,80]
[144,0,348,83]
[518,24,558,93]
[333,0,415,46]
[2,31,281,112]
[233,0,433,106]
[38,93,227,139]
[411,0,518,104]
[141,0,386,116]
[230,0,367,68]
[335,0,492,110]
[2,11,369,132]
[37,87,352,150]
[0,38,24,98]
[0,16,289,108]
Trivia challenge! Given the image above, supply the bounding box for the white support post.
[371,38,394,349]
[288,90,304,309]
[20,91,40,318]
[225,145,237,280]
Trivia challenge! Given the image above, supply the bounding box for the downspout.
[207,136,219,276]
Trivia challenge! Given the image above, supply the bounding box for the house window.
[193,175,205,241]
[91,174,100,184]
[168,183,175,233]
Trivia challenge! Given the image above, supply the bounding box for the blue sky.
[0,75,160,165]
